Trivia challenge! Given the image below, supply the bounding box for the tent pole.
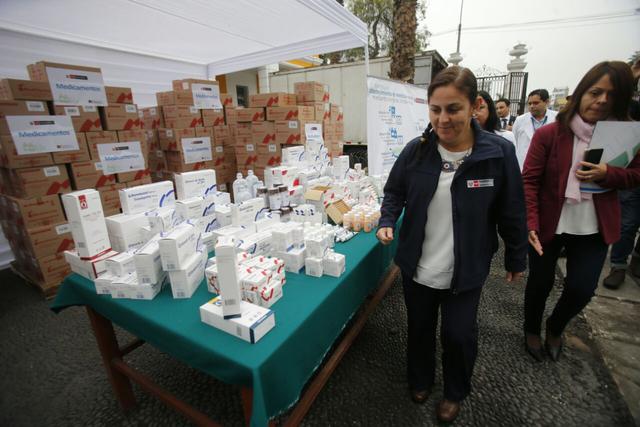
[364,44,370,76]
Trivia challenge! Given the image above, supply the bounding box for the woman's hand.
[376,227,394,245]
[528,230,543,256]
[506,271,524,283]
[576,162,607,182]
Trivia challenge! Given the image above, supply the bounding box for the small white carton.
[132,280,163,300]
[323,250,346,277]
[168,249,206,299]
[62,190,111,258]
[271,226,294,253]
[305,235,328,258]
[304,256,324,277]
[236,231,272,256]
[175,196,206,222]
[211,191,231,205]
[200,231,216,253]
[280,247,305,273]
[134,235,164,285]
[119,181,175,214]
[215,236,242,319]
[199,296,275,343]
[332,155,350,180]
[105,252,136,276]
[64,249,117,280]
[210,225,252,246]
[254,212,280,232]
[95,272,117,295]
[174,169,217,200]
[282,146,306,165]
[146,207,177,234]
[244,280,283,308]
[214,204,232,227]
[105,213,149,252]
[111,273,138,299]
[205,263,219,294]
[158,222,199,271]
[231,197,268,228]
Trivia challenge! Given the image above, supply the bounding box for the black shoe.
[603,268,626,289]
[630,256,640,278]
[410,388,431,404]
[545,338,563,361]
[524,340,545,362]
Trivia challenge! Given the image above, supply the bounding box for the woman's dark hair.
[478,90,500,132]
[557,61,634,128]
[427,66,478,105]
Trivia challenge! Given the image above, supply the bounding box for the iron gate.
[476,72,529,115]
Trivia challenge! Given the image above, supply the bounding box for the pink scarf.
[565,114,595,204]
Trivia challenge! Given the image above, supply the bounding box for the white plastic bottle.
[233,173,251,203]
[246,170,259,197]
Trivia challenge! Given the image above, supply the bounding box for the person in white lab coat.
[512,89,558,170]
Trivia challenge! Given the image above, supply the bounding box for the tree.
[321,0,427,63]
[389,0,418,83]
[629,50,640,66]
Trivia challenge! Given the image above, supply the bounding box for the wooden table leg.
[86,306,137,411]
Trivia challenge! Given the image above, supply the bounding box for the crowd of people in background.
[377,58,640,422]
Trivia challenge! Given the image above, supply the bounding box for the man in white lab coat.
[512,89,558,170]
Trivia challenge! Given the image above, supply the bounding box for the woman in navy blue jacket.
[377,66,528,422]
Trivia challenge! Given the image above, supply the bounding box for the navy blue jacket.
[379,121,528,294]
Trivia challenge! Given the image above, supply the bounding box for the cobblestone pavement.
[0,246,635,426]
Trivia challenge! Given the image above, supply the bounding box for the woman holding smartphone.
[522,61,640,362]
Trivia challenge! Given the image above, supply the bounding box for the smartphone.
[581,148,604,170]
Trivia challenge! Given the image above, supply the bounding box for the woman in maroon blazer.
[522,61,639,361]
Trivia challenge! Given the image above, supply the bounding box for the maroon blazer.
[522,121,640,245]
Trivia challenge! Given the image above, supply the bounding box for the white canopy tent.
[0,0,368,106]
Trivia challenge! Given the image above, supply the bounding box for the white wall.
[224,69,259,107]
[0,29,207,107]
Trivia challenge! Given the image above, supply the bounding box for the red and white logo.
[79,195,88,209]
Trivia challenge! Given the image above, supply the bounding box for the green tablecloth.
[51,227,398,426]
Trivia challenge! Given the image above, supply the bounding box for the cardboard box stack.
[0,77,74,296]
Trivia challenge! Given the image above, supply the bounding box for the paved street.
[0,246,636,426]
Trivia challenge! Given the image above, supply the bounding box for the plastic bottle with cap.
[233,173,251,203]
[246,170,259,197]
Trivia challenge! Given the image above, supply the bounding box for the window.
[236,85,249,107]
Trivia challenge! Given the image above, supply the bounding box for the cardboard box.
[323,250,346,277]
[224,107,238,125]
[0,79,53,101]
[70,161,116,190]
[249,92,296,108]
[116,129,148,144]
[51,132,90,163]
[266,105,315,122]
[235,151,258,169]
[159,128,196,151]
[0,100,49,135]
[52,105,102,132]
[4,194,66,229]
[168,249,206,299]
[331,104,343,121]
[195,126,214,140]
[97,183,125,215]
[236,108,265,122]
[61,190,111,258]
[27,61,102,82]
[220,93,234,108]
[10,165,71,198]
[85,130,118,160]
[256,144,282,168]
[26,252,71,289]
[302,102,331,122]
[174,169,217,199]
[325,199,350,225]
[148,149,167,173]
[105,212,149,252]
[172,78,218,91]
[142,106,165,129]
[158,222,199,271]
[156,90,194,106]
[105,86,133,104]
[165,152,216,173]
[125,176,153,187]
[251,121,276,146]
[116,168,151,184]
[281,145,305,165]
[19,222,73,259]
[100,103,141,131]
[0,135,54,168]
[135,235,164,285]
[295,82,330,103]
[215,236,243,318]
[202,109,225,127]
[275,120,309,145]
[119,180,175,214]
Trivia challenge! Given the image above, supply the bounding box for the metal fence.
[476,72,529,115]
